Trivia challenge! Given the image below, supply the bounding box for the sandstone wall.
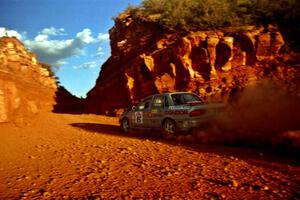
[0,37,57,125]
[86,15,297,115]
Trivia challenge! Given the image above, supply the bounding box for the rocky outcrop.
[0,37,57,125]
[86,14,297,115]
[53,86,84,114]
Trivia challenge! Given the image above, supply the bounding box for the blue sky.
[0,0,141,97]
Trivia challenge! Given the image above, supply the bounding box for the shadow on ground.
[70,122,300,171]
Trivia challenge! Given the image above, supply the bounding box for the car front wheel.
[121,118,130,133]
[162,119,176,138]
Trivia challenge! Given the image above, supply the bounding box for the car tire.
[162,119,176,139]
[121,118,130,133]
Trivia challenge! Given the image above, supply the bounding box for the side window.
[152,96,164,110]
[165,96,169,108]
[144,101,150,110]
[136,100,151,111]
[136,102,145,111]
[171,94,183,105]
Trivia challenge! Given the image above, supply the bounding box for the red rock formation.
[0,37,57,125]
[53,86,84,114]
[86,14,297,115]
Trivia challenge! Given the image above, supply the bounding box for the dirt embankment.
[0,113,299,199]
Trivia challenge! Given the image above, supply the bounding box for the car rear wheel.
[121,118,130,133]
[162,119,176,138]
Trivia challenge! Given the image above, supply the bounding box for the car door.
[132,98,152,129]
[148,95,166,129]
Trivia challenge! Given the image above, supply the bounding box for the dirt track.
[0,113,299,199]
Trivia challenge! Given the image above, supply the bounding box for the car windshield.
[171,93,203,106]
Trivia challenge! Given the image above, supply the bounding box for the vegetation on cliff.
[123,0,299,48]
[39,62,56,78]
[126,0,299,30]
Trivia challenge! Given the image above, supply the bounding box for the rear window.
[171,93,203,106]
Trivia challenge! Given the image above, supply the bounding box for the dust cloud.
[194,79,300,151]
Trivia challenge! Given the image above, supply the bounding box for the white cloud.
[55,60,68,67]
[96,46,104,56]
[20,31,28,40]
[23,28,100,67]
[98,33,109,41]
[40,27,65,36]
[1,27,110,68]
[74,61,98,69]
[0,27,22,39]
[34,34,48,41]
[24,37,78,67]
[76,28,95,44]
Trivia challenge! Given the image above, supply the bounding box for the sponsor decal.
[165,105,190,115]
[169,105,190,110]
[165,109,188,115]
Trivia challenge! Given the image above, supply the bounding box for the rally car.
[119,92,224,137]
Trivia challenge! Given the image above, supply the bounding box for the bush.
[40,62,56,77]
[125,0,300,30]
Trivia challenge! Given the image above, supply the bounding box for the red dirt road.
[0,113,299,199]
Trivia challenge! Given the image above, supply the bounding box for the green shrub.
[125,0,300,30]
[40,62,56,77]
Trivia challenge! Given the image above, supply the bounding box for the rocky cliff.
[86,14,299,115]
[0,37,57,125]
[53,86,85,114]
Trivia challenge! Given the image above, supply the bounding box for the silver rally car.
[119,92,224,137]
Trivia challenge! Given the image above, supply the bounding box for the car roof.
[141,92,194,101]
[166,92,193,95]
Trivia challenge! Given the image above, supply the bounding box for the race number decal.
[135,112,143,124]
